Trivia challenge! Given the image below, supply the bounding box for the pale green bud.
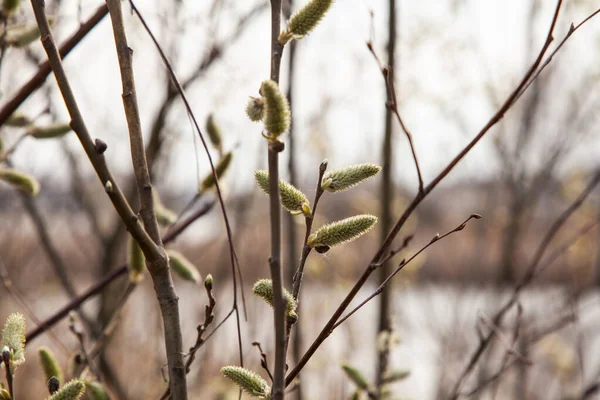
[1,313,26,371]
[0,168,40,196]
[38,346,63,386]
[260,80,290,137]
[342,364,370,391]
[321,163,381,192]
[254,170,310,215]
[382,369,410,384]
[127,235,145,283]
[0,388,10,399]
[28,123,71,139]
[206,114,222,153]
[84,381,110,400]
[308,215,378,248]
[205,274,213,290]
[245,96,265,122]
[220,365,271,398]
[46,379,86,400]
[153,191,176,227]
[252,279,298,321]
[199,151,233,192]
[5,111,31,127]
[6,24,40,47]
[280,0,334,44]
[168,250,201,283]
[2,0,20,15]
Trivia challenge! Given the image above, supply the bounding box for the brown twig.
[332,214,481,330]
[284,0,571,387]
[253,342,274,383]
[367,41,423,195]
[2,350,13,400]
[0,3,108,127]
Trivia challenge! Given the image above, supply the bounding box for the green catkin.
[221,366,271,398]
[46,379,86,400]
[245,96,265,122]
[153,190,177,227]
[254,170,310,215]
[167,250,201,283]
[84,381,110,400]
[2,0,20,15]
[252,279,298,321]
[308,215,378,248]
[127,235,145,283]
[38,346,63,385]
[28,123,71,139]
[5,111,30,127]
[341,364,370,391]
[260,80,290,137]
[0,168,40,196]
[6,24,40,47]
[205,114,222,153]
[321,163,382,192]
[280,0,334,44]
[198,151,233,192]
[382,369,410,384]
[1,313,26,371]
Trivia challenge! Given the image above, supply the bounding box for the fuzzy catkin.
[46,379,86,400]
[0,168,40,196]
[199,151,233,192]
[308,215,378,247]
[252,279,298,320]
[260,80,290,137]
[254,170,310,215]
[1,312,26,369]
[321,163,381,192]
[221,366,270,398]
[281,0,334,43]
[38,347,63,385]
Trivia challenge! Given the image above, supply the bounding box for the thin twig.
[2,350,13,400]
[333,214,481,330]
[128,2,246,377]
[448,168,600,399]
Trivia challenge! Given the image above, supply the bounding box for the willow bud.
[308,215,377,248]
[245,96,265,122]
[2,0,20,15]
[84,381,110,400]
[341,364,370,391]
[38,346,63,386]
[321,163,381,192]
[28,123,71,139]
[1,313,25,371]
[0,168,40,196]
[46,379,86,400]
[205,114,222,153]
[199,151,233,192]
[280,0,334,44]
[127,235,145,283]
[220,365,270,398]
[252,279,298,321]
[254,170,310,216]
[260,80,290,137]
[168,250,201,284]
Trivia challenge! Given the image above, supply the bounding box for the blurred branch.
[448,168,600,399]
[0,3,109,127]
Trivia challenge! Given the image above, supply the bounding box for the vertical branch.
[269,1,286,399]
[104,1,186,398]
[283,1,302,398]
[376,0,397,394]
